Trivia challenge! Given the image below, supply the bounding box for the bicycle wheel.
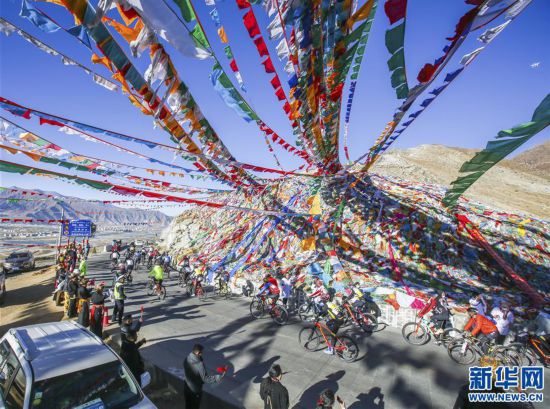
[271,305,289,325]
[299,327,321,351]
[358,312,378,332]
[448,340,477,365]
[146,281,154,296]
[335,335,359,363]
[298,304,314,322]
[402,322,429,345]
[199,287,208,301]
[250,299,265,318]
[158,285,167,300]
[440,327,463,347]
[492,345,520,366]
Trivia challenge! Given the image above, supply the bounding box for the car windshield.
[30,360,142,409]
[7,253,29,260]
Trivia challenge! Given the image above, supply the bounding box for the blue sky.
[0,0,549,216]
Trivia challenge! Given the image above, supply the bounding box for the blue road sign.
[62,220,92,237]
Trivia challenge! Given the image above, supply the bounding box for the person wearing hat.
[112,275,127,326]
[120,330,146,383]
[90,283,108,338]
[77,277,92,327]
[464,307,498,354]
[260,364,289,409]
[66,273,79,318]
[121,314,142,343]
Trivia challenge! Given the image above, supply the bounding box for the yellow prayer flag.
[217,27,228,44]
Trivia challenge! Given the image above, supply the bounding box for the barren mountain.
[0,188,172,225]
[371,142,550,219]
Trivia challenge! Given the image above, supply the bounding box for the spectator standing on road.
[77,278,91,327]
[79,257,87,277]
[260,364,289,409]
[121,314,142,342]
[280,274,292,307]
[112,276,126,325]
[67,274,79,318]
[120,330,146,383]
[90,283,108,338]
[316,389,346,409]
[183,344,223,409]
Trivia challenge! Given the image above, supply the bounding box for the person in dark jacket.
[260,364,289,409]
[120,331,146,383]
[121,314,142,343]
[431,291,451,338]
[183,344,223,409]
[77,278,92,327]
[90,284,108,338]
[67,274,79,318]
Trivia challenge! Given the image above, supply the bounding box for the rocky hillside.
[371,142,550,219]
[0,188,172,226]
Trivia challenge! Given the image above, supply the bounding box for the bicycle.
[505,332,550,367]
[402,314,462,346]
[341,298,378,332]
[214,280,231,299]
[250,295,289,325]
[298,318,359,363]
[298,298,322,322]
[146,277,166,300]
[187,278,208,301]
[446,333,517,366]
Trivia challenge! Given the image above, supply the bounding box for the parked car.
[0,321,156,409]
[3,252,35,274]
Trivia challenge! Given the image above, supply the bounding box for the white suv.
[0,321,156,409]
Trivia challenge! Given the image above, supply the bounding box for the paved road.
[87,252,549,409]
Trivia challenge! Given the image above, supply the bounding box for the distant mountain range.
[371,140,550,219]
[0,188,173,226]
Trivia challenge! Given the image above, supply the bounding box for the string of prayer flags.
[384,0,409,99]
[443,93,550,209]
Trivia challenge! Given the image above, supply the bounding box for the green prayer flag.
[443,93,550,208]
[395,83,409,99]
[173,0,196,23]
[191,24,210,50]
[223,46,233,60]
[387,48,405,71]
[391,67,406,88]
[385,23,405,54]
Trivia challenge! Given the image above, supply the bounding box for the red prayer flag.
[384,0,408,25]
[270,76,281,89]
[282,102,291,113]
[230,59,239,72]
[417,63,436,83]
[243,9,260,37]
[253,37,269,57]
[262,57,275,73]
[236,0,251,9]
[275,87,286,101]
[39,117,64,127]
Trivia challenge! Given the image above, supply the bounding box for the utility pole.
[55,208,64,265]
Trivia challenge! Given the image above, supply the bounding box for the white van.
[0,321,156,409]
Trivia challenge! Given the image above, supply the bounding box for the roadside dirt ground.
[0,265,62,336]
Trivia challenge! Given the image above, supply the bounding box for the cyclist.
[189,268,205,297]
[148,260,164,294]
[162,252,172,271]
[215,269,230,292]
[319,299,346,355]
[257,274,280,308]
[469,293,488,316]
[309,277,329,315]
[524,308,550,345]
[430,291,451,339]
[464,307,498,353]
